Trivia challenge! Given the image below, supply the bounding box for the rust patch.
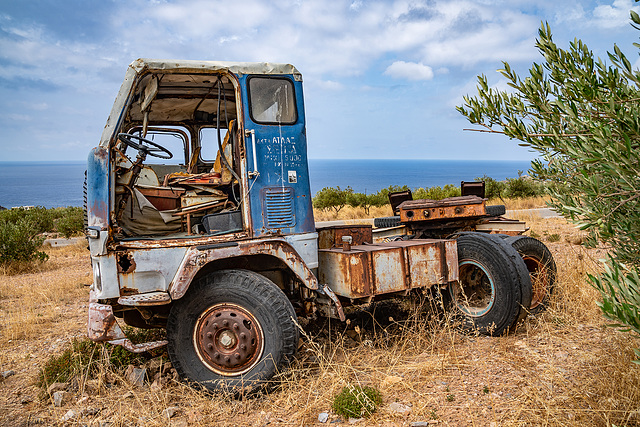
[117,252,136,274]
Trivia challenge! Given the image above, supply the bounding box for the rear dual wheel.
[167,269,299,394]
[447,233,523,335]
[503,235,556,314]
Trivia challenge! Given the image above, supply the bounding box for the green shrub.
[0,207,54,234]
[476,175,506,200]
[413,184,461,200]
[504,172,543,198]
[54,207,84,238]
[0,218,48,265]
[313,186,354,214]
[332,385,382,419]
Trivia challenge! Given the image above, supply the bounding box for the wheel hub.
[194,303,263,376]
[452,260,496,317]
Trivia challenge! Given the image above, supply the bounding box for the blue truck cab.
[86,60,325,391]
[86,59,545,393]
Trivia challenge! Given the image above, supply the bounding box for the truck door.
[240,75,315,237]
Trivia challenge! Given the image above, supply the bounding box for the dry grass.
[489,195,551,210]
[1,219,640,426]
[313,205,394,222]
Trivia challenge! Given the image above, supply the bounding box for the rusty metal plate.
[318,249,371,298]
[398,196,486,223]
[377,239,458,285]
[317,225,373,249]
[318,239,458,299]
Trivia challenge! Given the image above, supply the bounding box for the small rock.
[410,423,430,427]
[150,379,163,393]
[125,365,146,387]
[318,412,329,423]
[48,382,68,394]
[53,391,70,407]
[389,402,411,414]
[348,418,363,424]
[61,410,76,422]
[259,410,271,425]
[1,370,15,379]
[146,357,165,373]
[163,406,179,419]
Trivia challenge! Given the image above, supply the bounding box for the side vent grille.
[264,187,295,228]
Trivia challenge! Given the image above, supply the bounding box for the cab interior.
[111,72,243,239]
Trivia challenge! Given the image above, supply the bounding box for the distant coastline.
[0,159,532,208]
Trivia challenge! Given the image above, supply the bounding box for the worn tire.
[485,204,506,217]
[504,236,557,315]
[447,233,522,336]
[486,235,533,326]
[167,269,299,394]
[374,216,401,228]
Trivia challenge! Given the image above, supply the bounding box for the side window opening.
[248,77,297,124]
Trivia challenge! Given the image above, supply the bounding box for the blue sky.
[1,0,639,161]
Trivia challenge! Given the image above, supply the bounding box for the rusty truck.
[86,59,556,393]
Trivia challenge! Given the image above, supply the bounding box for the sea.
[0,159,532,209]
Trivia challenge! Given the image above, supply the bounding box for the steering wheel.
[118,133,173,159]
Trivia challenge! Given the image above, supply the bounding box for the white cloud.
[593,0,637,29]
[384,61,434,80]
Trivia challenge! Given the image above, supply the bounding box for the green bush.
[476,175,506,200]
[0,218,48,265]
[313,186,354,214]
[54,207,84,238]
[413,184,461,200]
[0,207,54,234]
[332,385,382,419]
[504,172,544,199]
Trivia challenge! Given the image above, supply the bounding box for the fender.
[169,238,319,300]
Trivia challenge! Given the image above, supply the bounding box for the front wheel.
[167,269,299,394]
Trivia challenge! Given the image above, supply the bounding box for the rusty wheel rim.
[523,256,549,310]
[451,260,495,317]
[194,303,264,376]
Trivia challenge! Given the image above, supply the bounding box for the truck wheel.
[504,236,556,314]
[167,269,299,394]
[447,233,521,336]
[374,216,401,228]
[486,235,533,327]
